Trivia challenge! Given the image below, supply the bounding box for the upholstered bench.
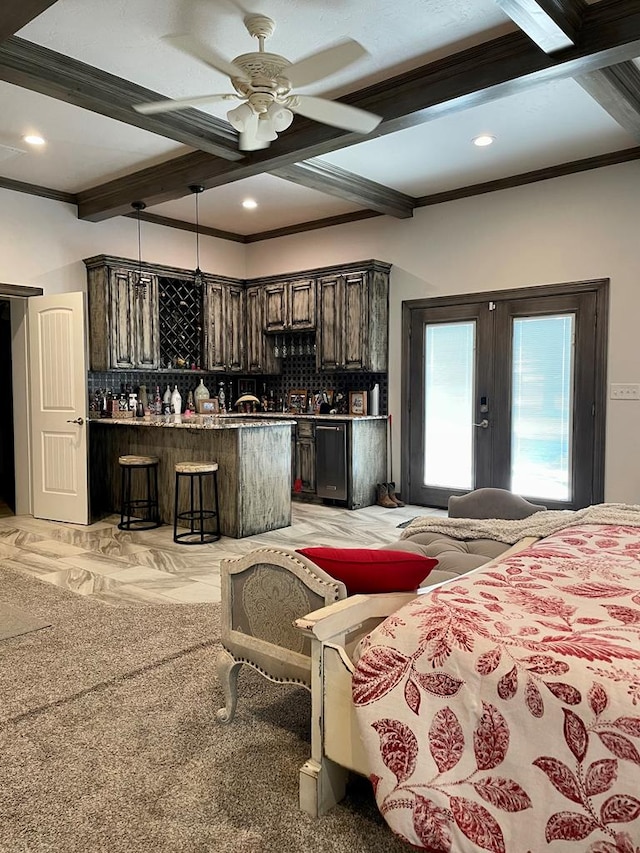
[380,532,510,584]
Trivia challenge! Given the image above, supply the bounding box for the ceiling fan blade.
[287,39,368,88]
[163,34,249,81]
[289,95,381,134]
[134,93,237,115]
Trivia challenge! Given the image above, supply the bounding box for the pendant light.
[189,184,205,287]
[131,201,148,296]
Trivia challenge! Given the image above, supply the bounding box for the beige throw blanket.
[400,502,640,544]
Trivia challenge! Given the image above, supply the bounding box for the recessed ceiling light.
[242,198,258,209]
[23,134,46,146]
[473,134,495,147]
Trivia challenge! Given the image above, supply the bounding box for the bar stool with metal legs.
[118,455,161,531]
[173,461,221,545]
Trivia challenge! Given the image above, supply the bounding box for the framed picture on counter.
[196,398,220,414]
[287,389,308,414]
[349,390,367,416]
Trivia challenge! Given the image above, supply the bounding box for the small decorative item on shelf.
[196,398,220,414]
[194,378,209,403]
[234,394,260,413]
[349,390,367,416]
[287,389,308,414]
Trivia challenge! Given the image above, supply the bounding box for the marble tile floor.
[0,502,445,607]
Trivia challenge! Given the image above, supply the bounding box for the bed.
[297,508,640,852]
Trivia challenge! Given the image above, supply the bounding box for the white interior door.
[28,292,88,524]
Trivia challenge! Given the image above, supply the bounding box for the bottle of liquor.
[170,385,182,415]
[162,384,172,414]
[154,386,162,415]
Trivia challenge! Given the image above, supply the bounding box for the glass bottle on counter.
[154,386,162,415]
[194,378,209,404]
[171,385,182,415]
[162,384,172,414]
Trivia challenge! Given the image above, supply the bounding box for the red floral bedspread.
[352,525,640,852]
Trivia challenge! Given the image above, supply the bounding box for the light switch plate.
[610,383,640,400]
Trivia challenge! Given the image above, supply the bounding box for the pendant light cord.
[195,191,200,272]
[131,200,146,295]
[189,184,205,285]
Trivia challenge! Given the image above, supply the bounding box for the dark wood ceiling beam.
[0,37,242,161]
[0,0,60,43]
[494,1,640,144]
[75,0,640,220]
[492,0,584,52]
[577,62,640,142]
[271,160,415,219]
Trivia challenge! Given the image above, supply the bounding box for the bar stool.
[173,461,221,545]
[118,455,161,531]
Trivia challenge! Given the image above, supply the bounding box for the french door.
[403,281,608,510]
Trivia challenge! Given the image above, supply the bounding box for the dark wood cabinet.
[317,262,389,372]
[85,255,390,376]
[294,419,316,493]
[85,256,159,370]
[264,279,316,332]
[203,279,244,372]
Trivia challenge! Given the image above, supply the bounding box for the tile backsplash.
[88,352,387,415]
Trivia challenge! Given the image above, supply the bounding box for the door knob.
[66,417,84,425]
[473,419,489,429]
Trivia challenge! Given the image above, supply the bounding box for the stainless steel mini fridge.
[315,422,348,501]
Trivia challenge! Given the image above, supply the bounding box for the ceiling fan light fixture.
[265,103,293,132]
[256,114,278,143]
[227,102,254,132]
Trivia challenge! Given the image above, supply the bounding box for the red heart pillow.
[296,547,437,595]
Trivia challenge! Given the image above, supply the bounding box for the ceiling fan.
[133,14,382,151]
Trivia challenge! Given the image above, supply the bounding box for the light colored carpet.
[0,566,406,853]
[0,601,50,641]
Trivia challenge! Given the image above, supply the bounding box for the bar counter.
[89,416,294,538]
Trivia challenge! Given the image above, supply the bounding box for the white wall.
[246,161,640,504]
[0,190,246,292]
[3,164,639,504]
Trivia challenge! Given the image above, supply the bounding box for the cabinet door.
[245,285,264,373]
[203,281,226,372]
[264,283,288,332]
[343,272,367,371]
[295,420,316,493]
[108,269,136,368]
[134,275,160,368]
[316,275,343,370]
[225,284,245,372]
[289,279,316,330]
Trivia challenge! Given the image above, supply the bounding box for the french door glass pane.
[424,322,475,489]
[511,314,574,500]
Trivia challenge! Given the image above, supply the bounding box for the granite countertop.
[223,412,388,421]
[89,416,294,430]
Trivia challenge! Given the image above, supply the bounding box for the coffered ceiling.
[1,0,639,241]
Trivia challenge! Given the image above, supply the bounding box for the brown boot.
[387,482,406,507]
[376,483,397,508]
